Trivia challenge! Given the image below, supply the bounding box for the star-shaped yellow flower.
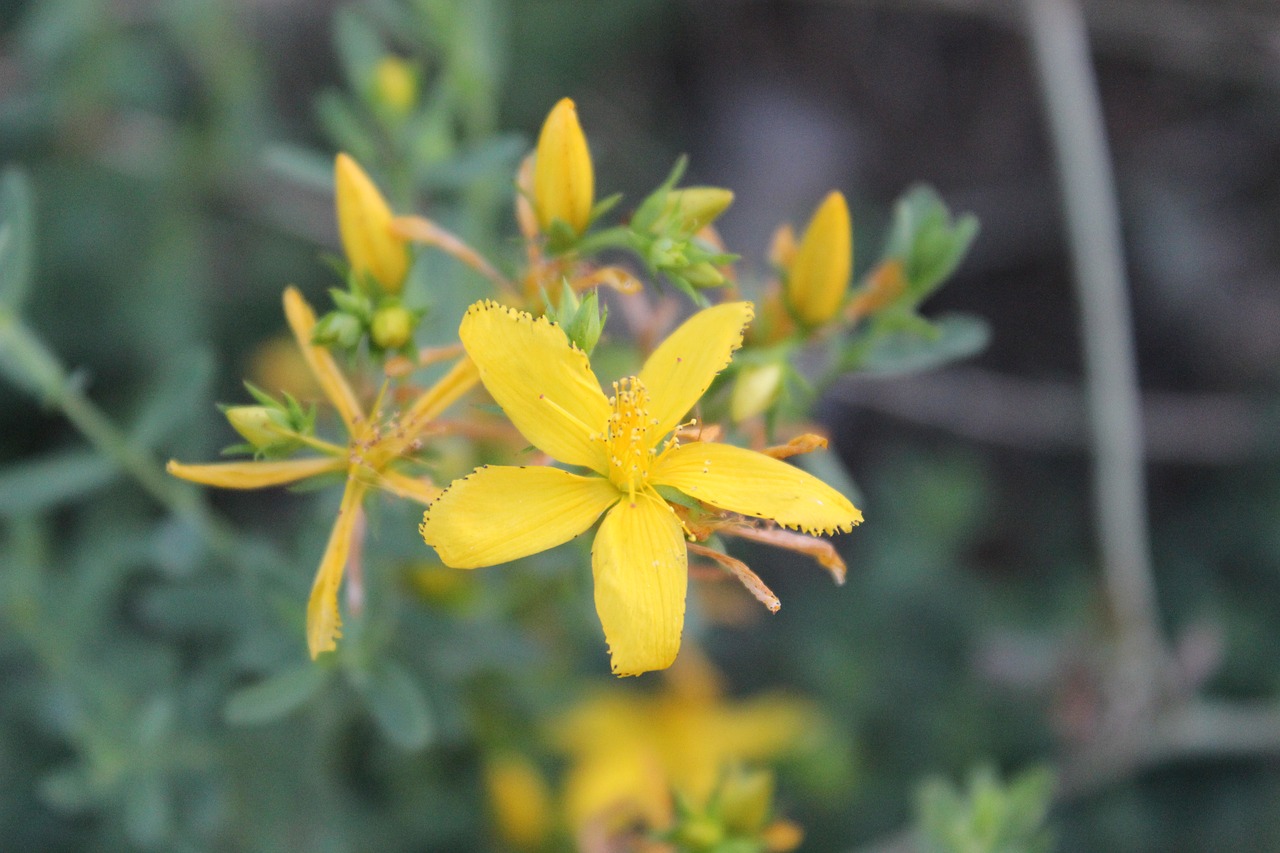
[419,300,862,676]
[167,287,477,658]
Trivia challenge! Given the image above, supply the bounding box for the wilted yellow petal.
[374,469,441,506]
[651,442,861,536]
[166,457,345,489]
[533,97,594,235]
[460,301,610,471]
[786,191,852,327]
[282,287,365,434]
[421,465,619,568]
[591,493,688,676]
[335,153,409,293]
[307,478,368,658]
[638,301,753,439]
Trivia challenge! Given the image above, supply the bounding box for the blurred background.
[2,0,1280,851]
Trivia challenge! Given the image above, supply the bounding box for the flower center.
[604,376,659,494]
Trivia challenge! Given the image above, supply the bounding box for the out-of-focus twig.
[1027,0,1169,718]
[835,367,1267,464]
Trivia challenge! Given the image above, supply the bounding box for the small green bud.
[674,815,725,851]
[731,363,785,422]
[719,768,775,835]
[224,406,282,450]
[649,236,688,270]
[313,311,363,349]
[682,261,726,289]
[563,289,606,355]
[371,304,414,350]
[655,186,734,233]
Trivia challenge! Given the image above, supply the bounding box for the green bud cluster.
[313,282,423,355]
[661,766,785,853]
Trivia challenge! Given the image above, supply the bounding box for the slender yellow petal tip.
[335,152,409,294]
[533,97,595,235]
[786,190,852,327]
[306,481,366,659]
[166,457,345,489]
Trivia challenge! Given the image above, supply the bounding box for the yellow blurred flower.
[533,98,594,236]
[551,657,822,837]
[419,301,861,676]
[485,754,553,851]
[785,190,853,327]
[168,287,478,658]
[335,153,410,294]
[247,334,321,401]
[373,56,417,116]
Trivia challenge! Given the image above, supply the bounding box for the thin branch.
[1026,0,1168,711]
[834,367,1266,465]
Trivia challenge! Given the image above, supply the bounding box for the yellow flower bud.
[335,153,410,294]
[785,191,852,327]
[656,186,735,233]
[224,406,280,449]
[484,755,552,850]
[731,362,785,422]
[533,97,594,236]
[373,56,417,116]
[371,304,414,350]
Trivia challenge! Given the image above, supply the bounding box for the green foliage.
[917,766,1056,853]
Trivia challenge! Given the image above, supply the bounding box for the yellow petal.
[533,97,594,235]
[651,442,862,536]
[786,191,852,327]
[307,478,368,658]
[283,287,365,434]
[460,301,610,471]
[591,493,688,676]
[166,457,345,489]
[638,302,754,438]
[335,153,409,293]
[421,465,619,568]
[374,469,441,506]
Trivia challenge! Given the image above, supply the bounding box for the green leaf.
[130,348,214,449]
[0,449,118,517]
[332,6,384,96]
[882,185,979,300]
[352,659,434,750]
[262,144,335,194]
[224,664,328,725]
[856,313,989,377]
[0,168,35,311]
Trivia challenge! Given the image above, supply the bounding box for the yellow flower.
[551,658,823,834]
[168,287,478,658]
[335,153,410,294]
[532,97,594,236]
[419,300,861,676]
[785,190,852,327]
